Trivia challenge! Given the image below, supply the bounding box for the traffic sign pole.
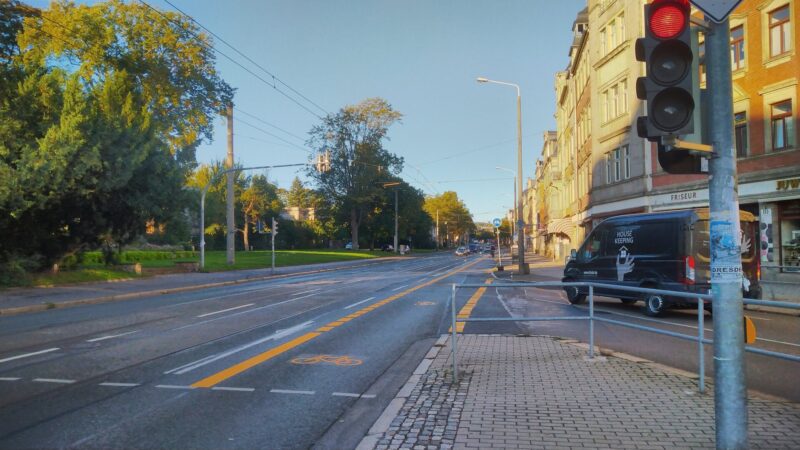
[705,15,748,450]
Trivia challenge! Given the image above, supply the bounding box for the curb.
[0,258,399,317]
[356,334,449,450]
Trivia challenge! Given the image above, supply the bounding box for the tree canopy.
[423,191,475,247]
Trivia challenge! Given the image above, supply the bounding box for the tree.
[306,98,403,249]
[286,177,312,208]
[240,174,282,251]
[423,192,475,247]
[0,1,232,270]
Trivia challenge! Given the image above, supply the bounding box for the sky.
[29,0,585,223]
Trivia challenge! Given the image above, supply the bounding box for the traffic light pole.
[705,17,748,450]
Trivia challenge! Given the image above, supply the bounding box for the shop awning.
[547,218,573,235]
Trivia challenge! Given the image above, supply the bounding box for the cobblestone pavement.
[362,334,800,449]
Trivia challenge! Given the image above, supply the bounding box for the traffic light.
[271,217,278,235]
[636,0,695,140]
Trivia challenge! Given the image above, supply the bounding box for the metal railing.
[449,281,800,393]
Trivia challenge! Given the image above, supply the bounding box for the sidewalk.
[360,334,800,450]
[0,257,401,316]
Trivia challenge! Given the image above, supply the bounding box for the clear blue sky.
[30,0,585,223]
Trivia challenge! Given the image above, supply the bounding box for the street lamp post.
[478,77,528,274]
[381,182,401,253]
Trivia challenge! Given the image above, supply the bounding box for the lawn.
[10,249,394,287]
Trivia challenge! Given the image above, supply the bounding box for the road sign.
[492,218,501,228]
[690,0,743,23]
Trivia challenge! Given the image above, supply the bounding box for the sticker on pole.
[710,220,742,283]
[492,218,502,228]
[690,0,743,24]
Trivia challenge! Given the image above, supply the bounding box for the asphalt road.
[0,253,496,450]
[1,253,797,449]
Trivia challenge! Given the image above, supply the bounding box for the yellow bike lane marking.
[191,257,486,388]
[450,277,494,333]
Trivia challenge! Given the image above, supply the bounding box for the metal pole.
[436,210,439,250]
[698,298,705,394]
[706,17,747,449]
[588,285,595,359]
[496,228,501,266]
[450,283,459,383]
[271,217,276,275]
[394,189,399,253]
[200,189,207,269]
[516,92,528,274]
[225,104,235,265]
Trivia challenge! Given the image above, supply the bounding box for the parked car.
[562,208,760,316]
[381,244,394,252]
[345,242,353,249]
[455,246,468,257]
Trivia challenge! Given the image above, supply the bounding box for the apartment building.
[533,0,798,299]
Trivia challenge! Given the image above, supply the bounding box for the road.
[0,253,497,449]
[0,253,797,449]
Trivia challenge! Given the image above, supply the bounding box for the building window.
[623,145,631,179]
[734,112,748,157]
[769,5,791,57]
[606,153,612,183]
[698,41,707,83]
[771,100,793,150]
[730,25,745,70]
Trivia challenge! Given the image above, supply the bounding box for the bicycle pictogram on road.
[290,354,363,366]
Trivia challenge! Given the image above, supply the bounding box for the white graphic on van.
[616,246,635,281]
[614,230,634,244]
[740,230,751,255]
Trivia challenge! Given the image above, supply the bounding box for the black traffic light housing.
[636,0,695,140]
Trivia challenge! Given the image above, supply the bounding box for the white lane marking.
[0,347,59,364]
[164,321,315,375]
[99,382,139,387]
[292,288,322,297]
[86,330,139,342]
[155,384,195,390]
[211,386,255,392]
[332,392,360,398]
[270,389,315,395]
[345,297,376,310]
[33,378,75,384]
[361,394,376,399]
[756,337,800,348]
[0,377,21,381]
[392,284,409,291]
[197,303,255,318]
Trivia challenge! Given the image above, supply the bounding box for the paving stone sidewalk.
[360,335,800,450]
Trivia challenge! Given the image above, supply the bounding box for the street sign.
[492,218,501,228]
[690,0,743,23]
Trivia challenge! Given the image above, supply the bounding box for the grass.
[10,249,400,288]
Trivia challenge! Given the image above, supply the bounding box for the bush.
[0,254,41,286]
[81,250,197,264]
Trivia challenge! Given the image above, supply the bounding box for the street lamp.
[382,181,401,253]
[495,166,517,240]
[477,76,528,274]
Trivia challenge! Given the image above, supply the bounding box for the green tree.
[240,174,282,251]
[306,98,403,249]
[423,191,475,247]
[0,0,232,271]
[285,177,312,208]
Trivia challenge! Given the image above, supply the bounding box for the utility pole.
[435,210,439,251]
[225,104,235,265]
[271,217,277,275]
[394,188,399,253]
[706,17,747,450]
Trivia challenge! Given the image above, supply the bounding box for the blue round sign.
[492,218,502,228]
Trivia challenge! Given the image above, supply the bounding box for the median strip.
[190,257,487,388]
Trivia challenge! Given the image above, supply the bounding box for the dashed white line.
[33,378,75,384]
[155,384,195,390]
[344,297,376,310]
[361,394,376,399]
[197,303,255,318]
[292,288,322,297]
[332,392,360,398]
[0,347,59,364]
[86,330,140,342]
[392,284,409,291]
[211,386,255,392]
[99,382,140,387]
[0,377,21,381]
[270,389,315,395]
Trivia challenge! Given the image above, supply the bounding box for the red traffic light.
[650,0,689,39]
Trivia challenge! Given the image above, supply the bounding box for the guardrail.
[448,281,800,393]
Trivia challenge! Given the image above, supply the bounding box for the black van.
[562,208,760,316]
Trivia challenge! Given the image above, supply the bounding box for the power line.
[414,135,534,167]
[138,0,324,120]
[233,107,306,142]
[436,177,514,184]
[161,0,329,117]
[234,117,312,154]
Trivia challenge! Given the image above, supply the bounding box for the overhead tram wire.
[234,117,312,154]
[161,0,329,117]
[233,107,307,142]
[138,0,324,120]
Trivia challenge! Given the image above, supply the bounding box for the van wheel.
[620,298,637,305]
[643,294,665,317]
[564,281,586,305]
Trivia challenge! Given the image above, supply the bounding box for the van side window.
[580,230,605,261]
